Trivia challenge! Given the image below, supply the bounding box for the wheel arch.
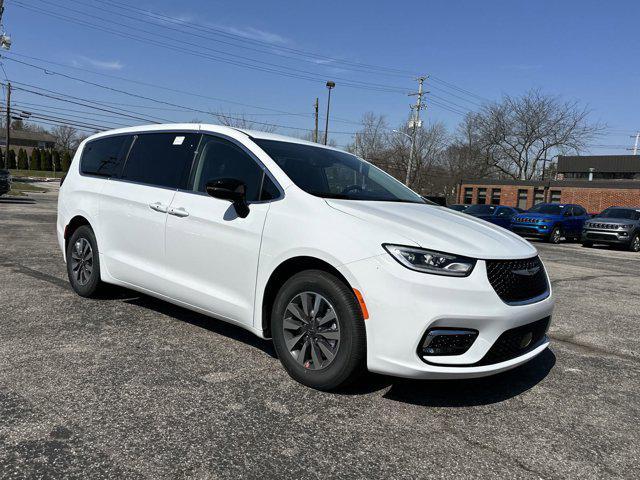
[260,256,354,338]
[64,215,93,251]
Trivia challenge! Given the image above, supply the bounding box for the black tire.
[581,241,593,248]
[66,225,103,297]
[547,226,562,244]
[271,270,366,391]
[629,233,640,253]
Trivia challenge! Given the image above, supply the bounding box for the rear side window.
[191,135,266,201]
[80,135,130,177]
[120,132,199,189]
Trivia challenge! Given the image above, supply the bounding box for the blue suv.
[511,203,590,244]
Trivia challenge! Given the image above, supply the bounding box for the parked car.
[0,169,11,196]
[447,204,470,212]
[582,206,640,252]
[464,204,523,229]
[57,124,554,390]
[511,203,590,244]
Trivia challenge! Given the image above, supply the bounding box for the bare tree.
[473,90,604,180]
[212,111,278,133]
[349,112,388,161]
[51,125,81,152]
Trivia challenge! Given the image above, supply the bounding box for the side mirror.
[205,178,250,218]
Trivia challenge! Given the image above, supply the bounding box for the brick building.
[457,154,640,213]
[457,179,640,213]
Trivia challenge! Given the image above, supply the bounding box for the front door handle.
[168,206,189,218]
[149,202,168,213]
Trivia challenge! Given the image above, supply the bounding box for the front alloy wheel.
[271,270,366,391]
[549,227,562,244]
[282,292,340,370]
[630,234,640,252]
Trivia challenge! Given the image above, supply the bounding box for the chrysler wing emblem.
[512,266,541,276]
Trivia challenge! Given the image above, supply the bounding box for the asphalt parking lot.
[1,184,638,479]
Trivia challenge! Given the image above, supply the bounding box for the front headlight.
[383,244,476,277]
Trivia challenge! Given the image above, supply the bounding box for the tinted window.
[255,139,424,203]
[465,204,496,215]
[260,175,280,201]
[80,135,130,177]
[600,208,640,220]
[496,207,514,217]
[121,132,199,188]
[573,206,587,216]
[192,135,265,201]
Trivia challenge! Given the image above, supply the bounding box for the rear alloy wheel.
[548,226,562,244]
[66,225,103,297]
[630,234,640,252]
[271,270,366,391]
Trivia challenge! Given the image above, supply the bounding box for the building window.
[490,188,501,205]
[534,188,545,205]
[463,187,473,204]
[517,189,528,210]
[550,190,561,203]
[477,188,487,204]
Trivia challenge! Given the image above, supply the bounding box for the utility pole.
[405,76,427,186]
[313,97,319,143]
[4,82,9,169]
[632,132,639,155]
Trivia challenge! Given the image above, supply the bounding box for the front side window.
[255,139,425,204]
[120,132,199,189]
[496,207,514,217]
[192,135,267,202]
[80,135,131,177]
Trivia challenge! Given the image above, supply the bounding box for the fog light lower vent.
[420,328,478,356]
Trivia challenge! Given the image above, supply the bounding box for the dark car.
[464,204,522,229]
[0,169,11,196]
[582,206,640,252]
[448,204,470,212]
[511,203,590,244]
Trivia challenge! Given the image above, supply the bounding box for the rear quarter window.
[80,135,131,177]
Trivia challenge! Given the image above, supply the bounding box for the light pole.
[392,129,414,186]
[323,81,335,145]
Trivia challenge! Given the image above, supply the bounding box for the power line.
[88,0,419,78]
[13,0,412,94]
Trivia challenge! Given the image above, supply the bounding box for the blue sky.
[2,0,639,152]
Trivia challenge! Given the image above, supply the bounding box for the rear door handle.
[168,206,189,218]
[149,202,168,213]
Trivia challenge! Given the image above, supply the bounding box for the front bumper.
[343,253,554,379]
[582,229,632,245]
[511,224,551,238]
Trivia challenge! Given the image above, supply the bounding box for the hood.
[589,217,636,226]
[325,200,537,260]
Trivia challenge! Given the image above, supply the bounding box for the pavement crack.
[551,273,633,286]
[549,333,639,364]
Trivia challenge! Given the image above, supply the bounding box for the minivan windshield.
[254,139,425,203]
[599,208,640,220]
[528,204,563,215]
[465,205,496,215]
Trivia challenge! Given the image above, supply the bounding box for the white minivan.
[57,124,554,390]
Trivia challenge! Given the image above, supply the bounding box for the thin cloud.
[72,56,125,71]
[213,25,289,45]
